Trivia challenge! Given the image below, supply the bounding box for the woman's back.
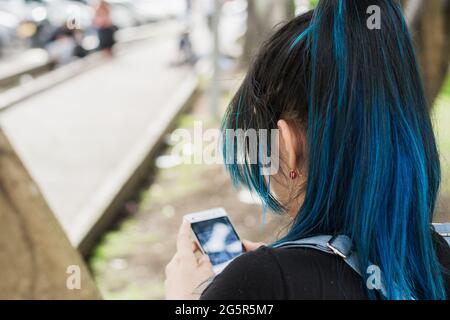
[201,233,450,300]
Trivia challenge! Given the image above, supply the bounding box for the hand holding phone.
[184,208,244,274]
[165,210,262,299]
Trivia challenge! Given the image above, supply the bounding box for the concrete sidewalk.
[0,33,198,250]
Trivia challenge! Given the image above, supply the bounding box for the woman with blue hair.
[165,0,450,300]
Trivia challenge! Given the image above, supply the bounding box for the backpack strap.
[433,223,450,246]
[275,235,362,277]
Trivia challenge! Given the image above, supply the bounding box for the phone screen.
[191,216,244,273]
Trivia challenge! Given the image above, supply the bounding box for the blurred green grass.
[442,77,450,96]
[310,0,319,8]
[434,77,450,197]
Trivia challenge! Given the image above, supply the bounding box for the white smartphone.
[184,208,245,274]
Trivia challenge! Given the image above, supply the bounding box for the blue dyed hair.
[222,0,447,300]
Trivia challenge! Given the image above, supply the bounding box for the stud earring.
[289,169,299,180]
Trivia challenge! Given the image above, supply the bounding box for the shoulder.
[433,230,450,250]
[432,231,450,271]
[200,245,343,300]
[200,246,286,300]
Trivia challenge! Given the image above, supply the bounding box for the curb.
[0,55,53,89]
[75,73,200,256]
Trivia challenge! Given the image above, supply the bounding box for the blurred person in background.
[94,0,115,56]
[45,25,77,65]
[46,25,88,65]
[178,28,196,65]
[176,0,196,65]
[166,0,450,300]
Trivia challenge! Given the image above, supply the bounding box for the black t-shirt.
[201,233,450,300]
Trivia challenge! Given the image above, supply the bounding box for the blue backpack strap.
[276,235,362,277]
[433,223,450,246]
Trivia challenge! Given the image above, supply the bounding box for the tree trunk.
[242,0,296,66]
[408,0,450,107]
[0,129,100,299]
[243,0,450,107]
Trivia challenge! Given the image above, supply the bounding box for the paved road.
[0,33,196,244]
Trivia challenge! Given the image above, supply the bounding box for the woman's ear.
[277,119,299,171]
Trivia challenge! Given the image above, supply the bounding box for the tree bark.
[408,0,450,107]
[243,0,449,107]
[0,129,100,299]
[242,0,296,66]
